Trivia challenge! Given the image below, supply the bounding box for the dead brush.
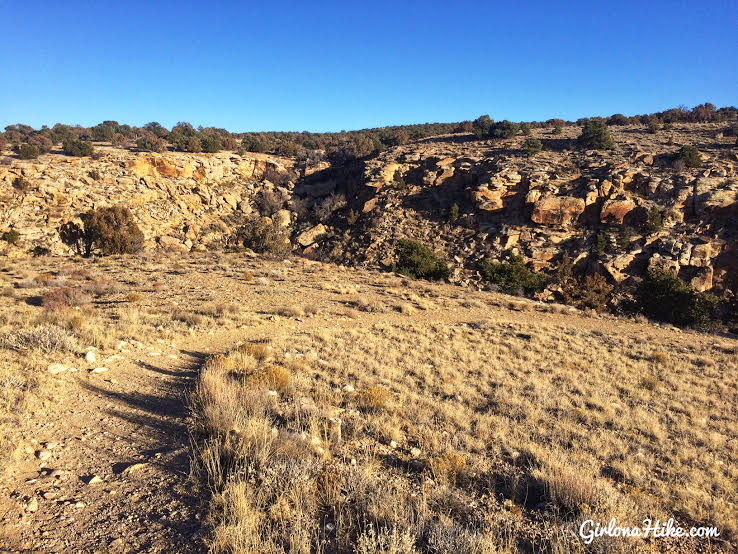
[0,324,77,354]
[239,364,291,394]
[430,451,468,486]
[534,462,610,517]
[41,287,91,312]
[199,302,239,319]
[640,375,660,391]
[172,309,203,327]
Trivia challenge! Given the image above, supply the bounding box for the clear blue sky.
[2,0,736,132]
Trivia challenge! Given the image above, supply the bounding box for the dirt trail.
[0,332,238,553]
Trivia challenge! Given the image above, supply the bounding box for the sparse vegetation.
[233,217,291,258]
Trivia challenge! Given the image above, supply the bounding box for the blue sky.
[2,0,736,132]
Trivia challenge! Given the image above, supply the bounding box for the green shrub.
[674,145,702,168]
[644,206,663,234]
[479,255,547,296]
[472,115,493,140]
[136,131,167,152]
[449,203,460,222]
[616,227,633,251]
[239,135,268,154]
[169,122,203,152]
[200,135,222,153]
[234,217,291,258]
[636,269,719,328]
[647,121,660,134]
[520,122,532,136]
[59,205,144,256]
[607,113,628,126]
[391,239,449,280]
[62,139,94,157]
[522,137,542,156]
[577,119,615,150]
[489,120,519,139]
[17,143,40,159]
[595,232,608,256]
[1,230,20,245]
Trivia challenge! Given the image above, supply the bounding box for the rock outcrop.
[2,122,737,296]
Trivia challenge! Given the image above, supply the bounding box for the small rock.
[87,475,103,485]
[85,351,96,364]
[390,440,397,449]
[410,447,422,458]
[26,497,38,513]
[36,450,51,461]
[122,462,148,475]
[48,364,67,375]
[342,384,355,393]
[90,367,108,374]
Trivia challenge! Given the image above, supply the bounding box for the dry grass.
[191,274,737,551]
[1,252,735,552]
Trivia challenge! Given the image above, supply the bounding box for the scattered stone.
[85,351,97,364]
[410,447,422,458]
[90,367,109,374]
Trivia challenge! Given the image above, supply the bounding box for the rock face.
[600,196,636,224]
[0,148,294,255]
[531,196,585,227]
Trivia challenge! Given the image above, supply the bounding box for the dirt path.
[0,333,236,553]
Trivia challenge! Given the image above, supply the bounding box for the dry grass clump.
[352,297,389,313]
[649,350,669,364]
[429,452,467,486]
[172,309,203,327]
[198,302,239,319]
[127,291,143,303]
[276,305,305,318]
[357,385,391,412]
[192,345,524,553]
[0,324,78,354]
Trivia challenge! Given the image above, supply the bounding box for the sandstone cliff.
[1,123,736,296]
